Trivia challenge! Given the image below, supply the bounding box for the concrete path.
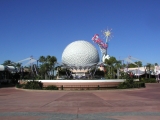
[0,83,160,120]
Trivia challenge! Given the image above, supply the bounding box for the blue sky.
[0,0,160,66]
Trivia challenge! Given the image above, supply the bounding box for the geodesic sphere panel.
[62,40,99,66]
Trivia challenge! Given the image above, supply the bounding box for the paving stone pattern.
[0,83,160,120]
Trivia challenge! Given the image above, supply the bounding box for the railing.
[56,84,118,90]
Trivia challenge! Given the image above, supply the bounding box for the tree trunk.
[45,73,48,79]
[117,68,119,79]
[145,70,147,79]
[149,67,151,79]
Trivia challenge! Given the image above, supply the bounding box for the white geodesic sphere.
[62,40,99,66]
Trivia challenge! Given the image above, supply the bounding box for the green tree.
[105,56,117,79]
[114,60,122,79]
[135,61,142,67]
[146,63,151,79]
[39,56,46,64]
[155,63,158,66]
[15,63,22,68]
[15,63,22,71]
[38,55,57,79]
[2,60,14,66]
[46,55,57,79]
[39,56,47,79]
[128,63,137,68]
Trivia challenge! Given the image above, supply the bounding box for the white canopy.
[0,65,5,71]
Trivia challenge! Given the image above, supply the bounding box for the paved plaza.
[0,83,160,120]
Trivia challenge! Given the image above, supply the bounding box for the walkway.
[0,83,160,120]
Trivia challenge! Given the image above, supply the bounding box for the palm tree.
[38,55,57,79]
[135,61,142,67]
[155,63,158,66]
[15,63,22,67]
[46,55,51,62]
[146,63,151,79]
[15,63,22,72]
[49,56,57,79]
[115,60,122,79]
[105,56,117,79]
[39,56,47,79]
[2,60,13,66]
[49,56,57,66]
[39,56,46,64]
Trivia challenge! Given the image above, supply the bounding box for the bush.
[44,85,58,90]
[117,81,145,89]
[16,84,24,88]
[140,78,156,83]
[117,76,145,89]
[23,81,43,90]
[35,75,42,80]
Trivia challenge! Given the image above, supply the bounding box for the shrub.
[16,84,24,88]
[35,75,42,80]
[117,81,145,89]
[23,81,43,90]
[140,78,156,83]
[117,83,127,89]
[44,85,58,90]
[117,76,145,89]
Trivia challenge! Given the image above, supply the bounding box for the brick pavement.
[0,83,160,120]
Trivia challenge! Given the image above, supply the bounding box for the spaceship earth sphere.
[62,40,99,66]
